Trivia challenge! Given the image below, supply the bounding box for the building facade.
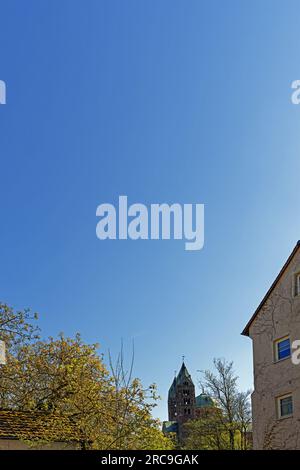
[243,241,300,449]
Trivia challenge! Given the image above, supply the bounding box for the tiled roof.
[0,409,81,442]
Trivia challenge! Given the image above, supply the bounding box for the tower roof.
[195,393,215,408]
[176,362,194,385]
[168,361,194,399]
[168,377,177,399]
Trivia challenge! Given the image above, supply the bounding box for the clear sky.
[1,0,300,421]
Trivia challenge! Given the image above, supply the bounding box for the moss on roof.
[0,409,81,443]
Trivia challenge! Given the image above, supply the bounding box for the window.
[274,337,291,361]
[293,273,300,297]
[277,394,293,418]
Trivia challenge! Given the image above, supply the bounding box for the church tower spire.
[167,361,196,423]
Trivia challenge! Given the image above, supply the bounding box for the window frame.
[274,336,291,362]
[277,394,293,419]
[293,272,300,297]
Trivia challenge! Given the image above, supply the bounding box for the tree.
[0,303,173,450]
[235,391,252,450]
[183,409,230,450]
[106,343,172,450]
[0,303,40,405]
[0,302,39,348]
[198,358,252,450]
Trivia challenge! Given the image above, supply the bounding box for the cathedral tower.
[168,362,196,424]
[163,361,215,442]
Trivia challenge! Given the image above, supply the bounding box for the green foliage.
[183,412,231,450]
[183,412,249,450]
[184,358,252,450]
[0,303,173,450]
[0,303,39,348]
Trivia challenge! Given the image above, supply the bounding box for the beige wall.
[0,439,78,450]
[249,248,300,449]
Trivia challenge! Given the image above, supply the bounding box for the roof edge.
[242,240,300,337]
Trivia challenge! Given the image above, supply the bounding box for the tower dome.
[195,393,215,408]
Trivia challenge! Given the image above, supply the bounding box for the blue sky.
[1,0,300,420]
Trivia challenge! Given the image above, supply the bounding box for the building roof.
[162,421,178,434]
[176,362,194,385]
[0,409,81,443]
[242,241,300,336]
[168,377,177,399]
[168,362,194,397]
[195,393,215,408]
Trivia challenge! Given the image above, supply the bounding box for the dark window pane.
[280,396,293,417]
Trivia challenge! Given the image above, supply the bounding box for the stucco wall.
[249,248,300,449]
